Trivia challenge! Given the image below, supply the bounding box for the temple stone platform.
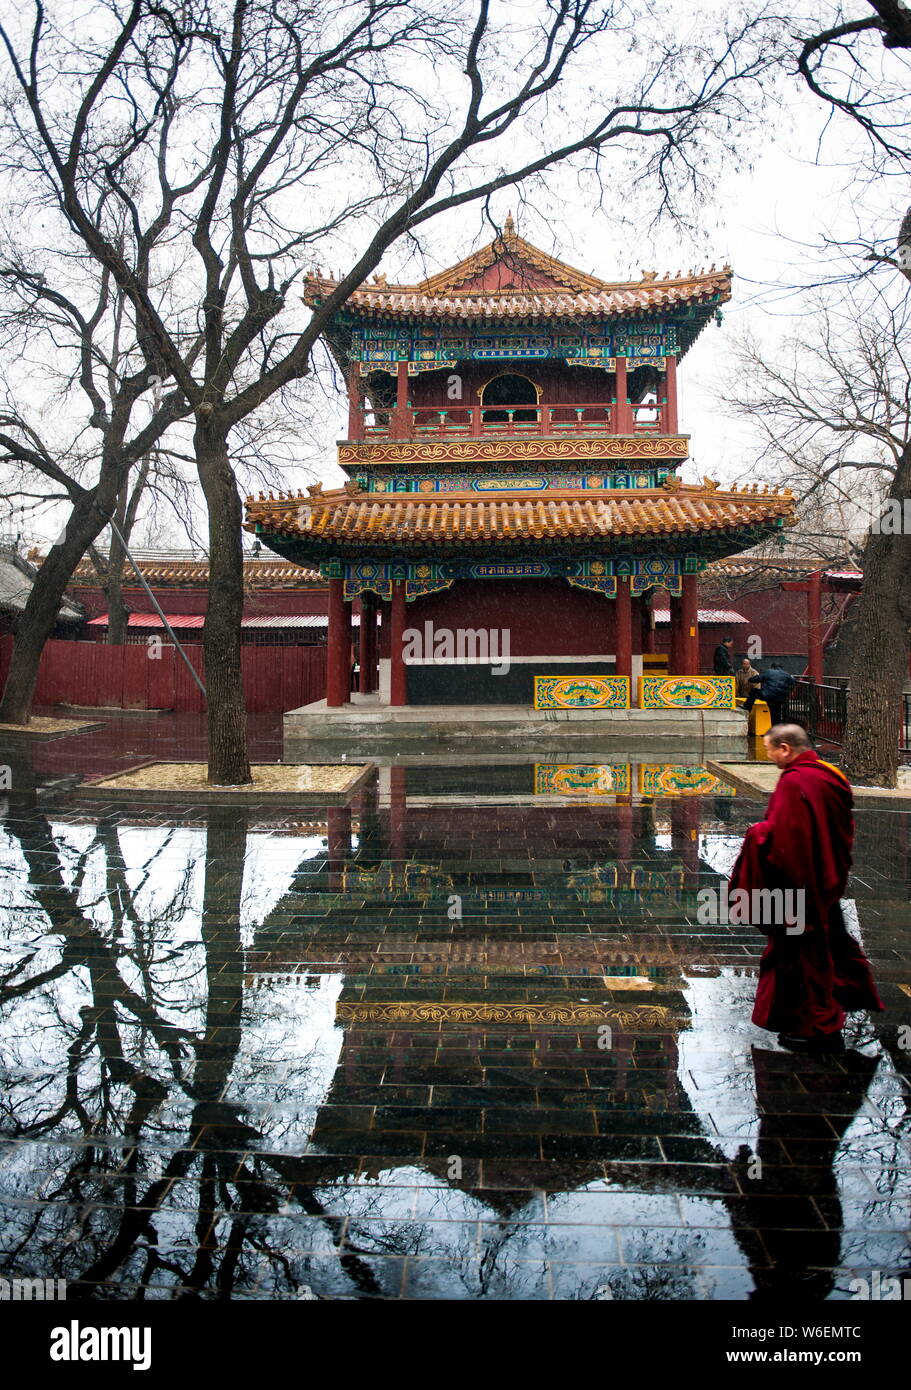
[284,696,748,751]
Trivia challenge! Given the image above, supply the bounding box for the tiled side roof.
[704,557,862,582]
[654,608,748,624]
[63,557,323,589]
[246,481,795,547]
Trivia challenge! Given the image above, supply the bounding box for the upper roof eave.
[303,222,732,328]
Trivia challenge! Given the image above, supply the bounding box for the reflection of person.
[743,662,795,726]
[729,723,883,1050]
[727,1045,877,1299]
[735,657,759,700]
[713,636,735,675]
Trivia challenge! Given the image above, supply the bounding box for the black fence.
[785,677,849,745]
[786,679,911,755]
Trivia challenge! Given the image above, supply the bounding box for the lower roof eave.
[250,527,786,570]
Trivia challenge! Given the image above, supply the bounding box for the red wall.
[709,588,844,665]
[388,578,620,656]
[0,637,325,713]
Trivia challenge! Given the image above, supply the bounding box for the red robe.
[729,750,883,1036]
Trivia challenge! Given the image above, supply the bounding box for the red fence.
[0,637,326,713]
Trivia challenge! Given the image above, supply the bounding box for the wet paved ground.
[1,718,909,1300]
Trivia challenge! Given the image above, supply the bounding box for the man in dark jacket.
[713,636,735,675]
[744,662,796,726]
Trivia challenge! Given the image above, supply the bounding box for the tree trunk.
[105,484,131,646]
[842,443,911,786]
[195,425,251,785]
[0,492,111,723]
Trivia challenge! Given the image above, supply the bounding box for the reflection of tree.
[0,797,390,1297]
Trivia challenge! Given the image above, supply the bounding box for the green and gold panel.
[335,1000,676,1028]
[534,763,632,796]
[534,675,630,710]
[638,764,736,796]
[638,676,737,710]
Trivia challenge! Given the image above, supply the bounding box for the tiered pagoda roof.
[245,478,796,561]
[305,215,732,353]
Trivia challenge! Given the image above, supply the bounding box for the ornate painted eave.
[245,479,796,564]
[337,436,690,468]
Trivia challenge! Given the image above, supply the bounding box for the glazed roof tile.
[304,225,732,324]
[62,555,322,589]
[246,481,795,548]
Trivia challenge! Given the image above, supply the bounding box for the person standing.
[728,723,883,1049]
[736,657,759,700]
[743,661,796,726]
[713,636,735,676]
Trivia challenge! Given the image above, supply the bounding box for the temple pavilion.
[245,217,796,736]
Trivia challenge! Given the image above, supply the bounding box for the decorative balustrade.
[358,398,671,440]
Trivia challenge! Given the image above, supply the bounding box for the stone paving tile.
[1,745,909,1300]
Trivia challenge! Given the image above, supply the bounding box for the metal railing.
[786,677,849,744]
[788,679,911,756]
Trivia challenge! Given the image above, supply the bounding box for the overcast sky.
[312,68,907,502]
[4,3,908,548]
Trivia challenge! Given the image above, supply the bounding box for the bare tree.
[0,246,190,716]
[0,0,777,781]
[794,1,911,162]
[726,285,911,784]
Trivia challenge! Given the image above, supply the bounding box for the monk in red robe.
[729,723,883,1049]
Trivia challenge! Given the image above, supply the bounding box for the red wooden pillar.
[614,355,631,434]
[357,594,372,694]
[807,570,824,685]
[681,572,700,675]
[664,355,678,433]
[669,592,684,674]
[389,578,407,707]
[366,593,379,692]
[347,367,363,440]
[392,361,411,438]
[615,576,632,684]
[326,576,351,707]
[641,591,656,654]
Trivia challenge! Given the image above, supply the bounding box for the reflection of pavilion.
[243,765,733,1238]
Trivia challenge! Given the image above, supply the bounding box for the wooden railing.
[359,398,671,440]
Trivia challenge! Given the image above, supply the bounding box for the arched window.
[480,373,539,424]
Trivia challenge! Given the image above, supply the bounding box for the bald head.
[766,723,811,750]
[763,722,811,767]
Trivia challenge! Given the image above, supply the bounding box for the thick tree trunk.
[842,443,911,786]
[0,491,113,724]
[105,485,131,646]
[196,426,251,785]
